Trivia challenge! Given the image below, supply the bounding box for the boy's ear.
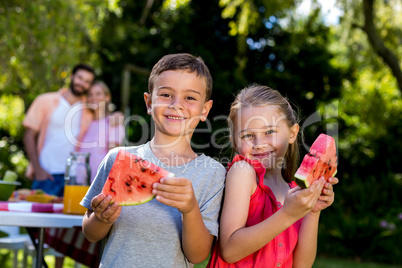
[289,123,299,144]
[201,100,213,122]
[144,92,152,114]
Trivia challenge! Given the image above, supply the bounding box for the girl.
[208,84,338,267]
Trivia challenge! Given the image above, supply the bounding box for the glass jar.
[63,152,91,215]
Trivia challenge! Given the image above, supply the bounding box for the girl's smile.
[252,151,273,158]
[88,85,109,104]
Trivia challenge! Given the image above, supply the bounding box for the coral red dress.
[207,155,302,268]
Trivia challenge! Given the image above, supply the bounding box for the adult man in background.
[23,64,96,196]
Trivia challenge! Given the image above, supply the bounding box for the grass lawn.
[312,257,402,268]
[0,249,88,268]
[193,256,402,268]
[1,249,401,268]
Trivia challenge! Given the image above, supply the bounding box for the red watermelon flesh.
[310,133,337,165]
[294,134,337,188]
[102,149,174,206]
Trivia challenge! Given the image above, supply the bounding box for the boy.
[81,53,226,267]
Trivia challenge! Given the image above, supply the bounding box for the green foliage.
[315,1,402,264]
[336,0,402,92]
[244,11,343,124]
[219,0,298,35]
[0,95,24,138]
[319,173,402,263]
[0,95,27,185]
[338,0,402,54]
[0,0,121,105]
[0,0,122,181]
[0,136,29,187]
[318,65,402,263]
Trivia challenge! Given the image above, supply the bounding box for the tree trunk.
[361,0,402,93]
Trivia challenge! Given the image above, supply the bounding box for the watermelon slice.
[102,149,174,206]
[294,134,338,188]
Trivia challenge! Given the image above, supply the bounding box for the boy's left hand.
[311,176,338,213]
[152,177,197,214]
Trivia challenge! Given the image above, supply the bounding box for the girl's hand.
[282,178,325,220]
[90,193,122,224]
[152,177,197,214]
[311,176,338,213]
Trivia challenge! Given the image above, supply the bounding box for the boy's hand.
[152,177,197,214]
[90,193,122,224]
[311,176,338,213]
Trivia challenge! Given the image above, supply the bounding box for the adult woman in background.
[79,80,125,182]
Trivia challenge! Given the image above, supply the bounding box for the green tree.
[337,0,402,93]
[316,0,402,263]
[0,0,122,106]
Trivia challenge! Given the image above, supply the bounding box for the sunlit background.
[0,0,401,267]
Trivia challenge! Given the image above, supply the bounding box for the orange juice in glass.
[63,185,89,214]
[63,152,91,215]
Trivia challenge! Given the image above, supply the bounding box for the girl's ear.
[289,123,299,144]
[231,137,238,152]
[105,94,111,104]
[230,132,239,152]
[144,92,152,114]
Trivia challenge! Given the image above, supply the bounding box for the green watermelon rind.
[119,195,156,206]
[295,169,337,189]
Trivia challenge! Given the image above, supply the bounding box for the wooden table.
[0,211,83,268]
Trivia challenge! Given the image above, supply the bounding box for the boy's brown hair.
[148,53,213,101]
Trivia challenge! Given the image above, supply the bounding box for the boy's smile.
[144,70,213,140]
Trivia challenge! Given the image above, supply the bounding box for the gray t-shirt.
[81,142,226,267]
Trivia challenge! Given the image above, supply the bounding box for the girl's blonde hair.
[228,84,300,182]
[90,80,115,113]
[92,80,111,98]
